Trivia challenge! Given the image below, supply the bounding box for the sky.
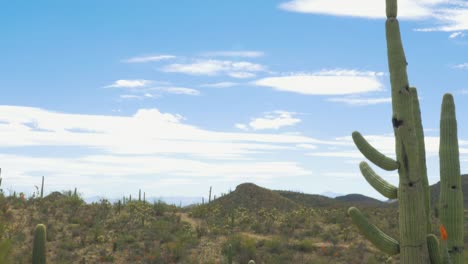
[0,0,468,201]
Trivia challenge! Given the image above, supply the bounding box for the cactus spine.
[348,0,463,263]
[32,224,46,264]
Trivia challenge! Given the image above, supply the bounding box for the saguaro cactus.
[209,186,212,203]
[439,94,464,263]
[40,176,44,198]
[32,224,46,264]
[347,0,463,263]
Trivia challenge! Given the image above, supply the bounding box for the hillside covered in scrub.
[1,178,468,263]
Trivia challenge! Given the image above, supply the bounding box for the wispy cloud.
[296,143,317,149]
[327,97,391,105]
[0,106,319,193]
[106,79,152,88]
[236,111,301,131]
[280,0,468,32]
[106,80,200,97]
[201,82,239,88]
[161,87,200,96]
[119,94,159,100]
[123,55,176,63]
[120,94,146,100]
[254,69,384,95]
[201,51,265,58]
[162,59,266,78]
[449,32,465,39]
[454,63,468,69]
[306,133,468,160]
[235,123,249,131]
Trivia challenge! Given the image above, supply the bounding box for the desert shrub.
[292,239,315,253]
[223,234,257,263]
[264,236,285,254]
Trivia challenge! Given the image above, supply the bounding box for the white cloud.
[279,0,435,19]
[162,59,265,78]
[422,7,468,32]
[296,143,317,149]
[106,79,152,88]
[454,63,468,69]
[280,0,468,32]
[235,123,249,131]
[0,154,310,195]
[162,87,200,96]
[201,82,239,88]
[228,72,256,79]
[202,51,265,58]
[449,32,465,39]
[307,133,468,159]
[254,69,384,95]
[327,97,391,105]
[0,106,323,194]
[123,55,176,63]
[323,172,361,179]
[0,106,324,158]
[120,94,145,100]
[238,111,302,131]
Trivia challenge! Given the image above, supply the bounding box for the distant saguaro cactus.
[40,176,44,198]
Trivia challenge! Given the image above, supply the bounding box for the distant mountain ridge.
[210,183,301,213]
[81,174,468,210]
[206,182,385,213]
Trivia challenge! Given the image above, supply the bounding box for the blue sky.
[1,0,467,200]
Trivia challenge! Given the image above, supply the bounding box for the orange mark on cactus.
[440,224,448,241]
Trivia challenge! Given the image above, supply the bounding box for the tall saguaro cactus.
[439,94,464,263]
[347,0,463,263]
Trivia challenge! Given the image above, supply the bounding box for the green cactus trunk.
[439,94,464,263]
[386,11,429,261]
[32,224,46,264]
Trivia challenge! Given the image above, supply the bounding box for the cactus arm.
[352,131,399,171]
[427,234,442,264]
[439,94,464,263]
[347,207,400,255]
[359,161,397,199]
[32,224,46,264]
